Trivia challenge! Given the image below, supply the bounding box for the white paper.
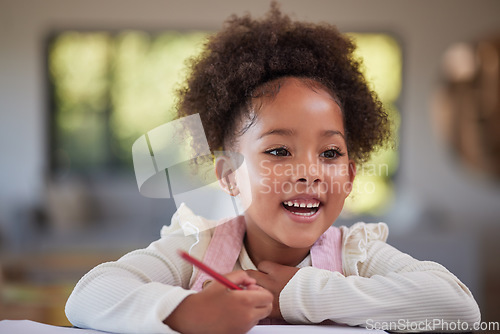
[248,324,385,333]
[0,320,386,333]
[0,320,110,334]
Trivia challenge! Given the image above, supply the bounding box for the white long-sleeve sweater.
[65,204,480,333]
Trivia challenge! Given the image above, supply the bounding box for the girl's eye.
[320,149,343,159]
[265,147,291,157]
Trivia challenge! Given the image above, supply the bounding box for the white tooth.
[306,203,313,208]
[294,202,300,207]
[313,203,319,208]
[300,203,306,208]
[293,211,314,216]
[288,201,293,206]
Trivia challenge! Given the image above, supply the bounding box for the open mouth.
[282,200,320,217]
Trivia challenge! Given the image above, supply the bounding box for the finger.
[246,272,272,289]
[246,269,266,280]
[245,284,273,292]
[248,289,274,308]
[254,301,273,320]
[225,270,257,287]
[257,260,277,274]
[235,287,272,303]
[244,283,262,291]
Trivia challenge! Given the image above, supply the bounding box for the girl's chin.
[277,233,320,249]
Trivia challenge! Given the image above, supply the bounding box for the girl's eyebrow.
[258,128,295,139]
[258,128,345,140]
[322,130,345,139]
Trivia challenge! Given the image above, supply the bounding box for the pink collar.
[191,216,343,291]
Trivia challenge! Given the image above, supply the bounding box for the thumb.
[225,270,257,287]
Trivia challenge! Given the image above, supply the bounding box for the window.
[47,30,401,216]
[48,31,207,175]
[343,33,402,216]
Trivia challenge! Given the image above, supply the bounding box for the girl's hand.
[246,261,300,320]
[164,270,273,334]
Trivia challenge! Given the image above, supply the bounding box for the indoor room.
[1,0,499,331]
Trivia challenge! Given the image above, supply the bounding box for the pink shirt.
[191,215,343,291]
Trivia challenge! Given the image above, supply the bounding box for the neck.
[243,230,311,268]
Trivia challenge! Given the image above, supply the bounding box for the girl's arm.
[65,233,199,334]
[279,225,481,331]
[65,214,272,334]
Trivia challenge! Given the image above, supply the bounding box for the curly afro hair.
[176,2,391,165]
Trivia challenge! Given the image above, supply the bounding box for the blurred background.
[1,0,499,327]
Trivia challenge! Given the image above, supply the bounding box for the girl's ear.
[215,155,239,196]
[345,160,357,195]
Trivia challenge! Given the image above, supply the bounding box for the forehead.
[250,78,344,133]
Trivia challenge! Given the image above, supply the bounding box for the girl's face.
[230,78,355,251]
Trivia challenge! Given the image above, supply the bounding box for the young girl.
[65,4,480,334]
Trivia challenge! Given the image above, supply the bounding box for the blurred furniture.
[0,251,123,326]
[434,36,500,179]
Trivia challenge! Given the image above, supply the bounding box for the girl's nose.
[296,176,320,185]
[294,157,322,185]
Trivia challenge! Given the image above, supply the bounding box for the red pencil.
[178,250,242,290]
